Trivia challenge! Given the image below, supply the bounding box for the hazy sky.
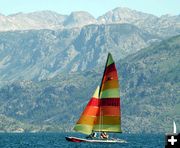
[0,0,179,17]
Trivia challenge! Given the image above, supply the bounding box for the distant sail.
[93,53,121,133]
[73,86,100,135]
[173,121,176,134]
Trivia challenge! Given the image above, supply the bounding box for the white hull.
[66,136,127,143]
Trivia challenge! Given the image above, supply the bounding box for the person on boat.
[100,132,109,139]
[86,132,97,139]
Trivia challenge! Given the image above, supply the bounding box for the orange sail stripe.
[97,106,120,116]
[82,106,99,116]
[101,79,119,91]
[77,115,96,126]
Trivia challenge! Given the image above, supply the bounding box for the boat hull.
[65,136,127,143]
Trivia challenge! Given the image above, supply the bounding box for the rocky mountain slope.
[0,23,156,82]
[98,7,180,38]
[0,35,179,133]
[63,11,97,28]
[0,11,67,31]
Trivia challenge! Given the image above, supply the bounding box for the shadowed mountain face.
[0,7,180,38]
[0,35,179,133]
[0,24,156,82]
[118,35,180,133]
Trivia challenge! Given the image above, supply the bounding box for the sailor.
[92,132,97,138]
[100,132,109,139]
[86,132,97,139]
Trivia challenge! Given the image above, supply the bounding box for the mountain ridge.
[0,7,179,38]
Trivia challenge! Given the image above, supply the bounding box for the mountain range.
[0,7,180,37]
[0,7,179,133]
[0,35,179,133]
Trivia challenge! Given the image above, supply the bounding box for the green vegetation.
[0,35,179,133]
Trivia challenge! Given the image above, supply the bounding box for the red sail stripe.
[87,98,100,106]
[82,106,120,116]
[82,106,99,116]
[102,71,118,82]
[104,63,116,74]
[87,98,120,106]
[102,65,117,84]
[100,98,120,106]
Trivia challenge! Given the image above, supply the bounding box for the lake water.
[0,133,165,148]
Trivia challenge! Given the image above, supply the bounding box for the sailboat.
[66,53,126,143]
[173,121,176,134]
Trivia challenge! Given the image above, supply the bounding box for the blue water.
[0,133,164,148]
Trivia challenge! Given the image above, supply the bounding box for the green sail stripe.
[73,124,93,135]
[106,53,114,67]
[100,88,120,98]
[93,124,121,132]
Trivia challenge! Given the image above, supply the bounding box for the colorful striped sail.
[73,86,100,135]
[73,53,121,135]
[93,53,121,133]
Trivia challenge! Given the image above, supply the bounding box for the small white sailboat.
[173,121,176,134]
[66,53,127,143]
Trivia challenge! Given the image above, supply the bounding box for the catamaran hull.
[65,136,127,143]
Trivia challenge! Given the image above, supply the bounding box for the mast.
[98,53,110,133]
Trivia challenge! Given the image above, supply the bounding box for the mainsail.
[93,53,121,133]
[74,53,121,135]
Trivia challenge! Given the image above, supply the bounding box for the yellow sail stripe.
[77,115,96,126]
[94,116,120,125]
[93,124,121,132]
[101,79,119,91]
[74,124,93,135]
